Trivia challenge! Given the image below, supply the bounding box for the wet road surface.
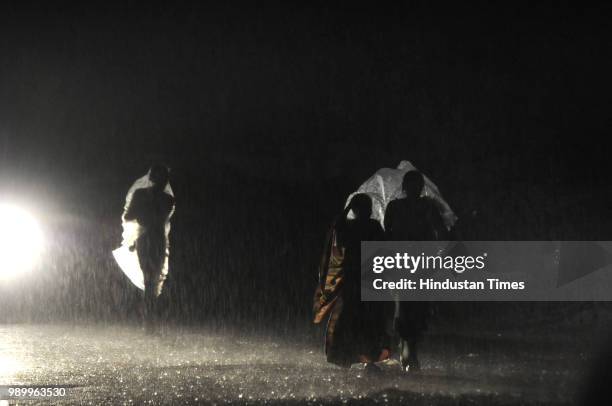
[0,324,592,405]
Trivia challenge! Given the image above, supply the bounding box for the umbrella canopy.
[345,160,457,230]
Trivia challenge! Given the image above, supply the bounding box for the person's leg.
[397,337,406,368]
[143,274,157,333]
[325,298,352,367]
[359,301,391,363]
[138,234,166,334]
[137,239,157,333]
[396,302,428,371]
[406,338,420,371]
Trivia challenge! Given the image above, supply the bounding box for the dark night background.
[0,2,611,332]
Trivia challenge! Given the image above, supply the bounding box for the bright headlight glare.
[0,203,44,280]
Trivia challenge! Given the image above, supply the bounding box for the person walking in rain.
[384,170,447,371]
[313,193,391,370]
[117,164,175,333]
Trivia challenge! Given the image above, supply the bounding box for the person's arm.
[163,193,175,221]
[319,203,352,286]
[317,225,334,291]
[313,203,352,318]
[373,221,385,240]
[123,190,142,221]
[383,201,396,236]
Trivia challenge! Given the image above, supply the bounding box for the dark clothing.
[124,187,174,328]
[124,188,174,234]
[394,302,429,342]
[384,197,446,241]
[384,196,446,345]
[314,217,390,367]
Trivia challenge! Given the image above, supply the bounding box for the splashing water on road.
[0,324,591,405]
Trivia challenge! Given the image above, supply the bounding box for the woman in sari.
[313,193,390,368]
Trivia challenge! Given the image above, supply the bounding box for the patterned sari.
[313,219,389,366]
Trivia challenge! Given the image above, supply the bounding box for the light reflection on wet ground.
[0,324,591,405]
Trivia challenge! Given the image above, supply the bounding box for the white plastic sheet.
[345,160,457,230]
[112,171,174,292]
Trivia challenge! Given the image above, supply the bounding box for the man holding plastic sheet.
[114,164,175,333]
[385,170,448,371]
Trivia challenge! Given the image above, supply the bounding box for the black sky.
[0,2,610,211]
